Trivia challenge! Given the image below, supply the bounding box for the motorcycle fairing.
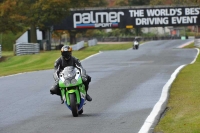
[59,66,86,112]
[61,84,86,111]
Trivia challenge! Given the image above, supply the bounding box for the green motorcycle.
[59,66,86,117]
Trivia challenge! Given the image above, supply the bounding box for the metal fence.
[0,44,1,58]
[71,39,97,51]
[194,39,200,47]
[71,41,85,51]
[14,43,40,56]
[77,36,184,42]
[88,39,97,46]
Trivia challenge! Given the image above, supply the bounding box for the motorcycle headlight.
[64,80,70,86]
[71,79,77,84]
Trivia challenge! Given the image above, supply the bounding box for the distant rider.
[133,38,139,49]
[50,45,92,103]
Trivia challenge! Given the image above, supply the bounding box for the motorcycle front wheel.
[70,93,78,117]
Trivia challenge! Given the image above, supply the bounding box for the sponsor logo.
[73,11,124,28]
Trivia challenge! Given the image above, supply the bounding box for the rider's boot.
[86,93,92,101]
[85,84,92,102]
[50,82,59,95]
[50,82,64,104]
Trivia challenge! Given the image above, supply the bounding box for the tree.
[16,0,71,43]
[0,0,109,45]
[150,0,200,5]
[128,0,150,5]
[52,30,69,45]
[115,0,150,6]
[0,0,26,33]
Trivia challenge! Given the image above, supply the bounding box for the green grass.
[154,43,200,133]
[184,42,196,48]
[0,43,132,76]
[1,31,25,51]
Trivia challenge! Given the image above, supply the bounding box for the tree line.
[0,0,199,46]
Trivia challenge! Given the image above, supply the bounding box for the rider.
[133,38,139,49]
[50,45,92,103]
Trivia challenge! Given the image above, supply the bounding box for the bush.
[1,31,24,51]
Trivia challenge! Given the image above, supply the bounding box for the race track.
[0,39,197,133]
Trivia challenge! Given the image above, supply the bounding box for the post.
[0,33,2,44]
[184,27,186,36]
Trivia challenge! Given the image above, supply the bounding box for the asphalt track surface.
[0,39,198,133]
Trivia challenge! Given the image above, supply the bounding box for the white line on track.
[138,48,199,133]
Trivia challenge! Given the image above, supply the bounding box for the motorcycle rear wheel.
[70,93,78,117]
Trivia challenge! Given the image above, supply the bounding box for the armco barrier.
[70,39,97,51]
[0,44,1,58]
[194,39,200,47]
[14,43,40,56]
[88,39,97,46]
[71,41,84,51]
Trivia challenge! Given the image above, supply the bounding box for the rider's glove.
[53,72,59,81]
[82,75,87,82]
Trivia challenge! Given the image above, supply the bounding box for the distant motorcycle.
[133,40,139,50]
[59,66,86,117]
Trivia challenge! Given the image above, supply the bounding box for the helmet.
[61,45,72,60]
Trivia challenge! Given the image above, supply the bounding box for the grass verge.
[0,43,132,76]
[154,43,200,133]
